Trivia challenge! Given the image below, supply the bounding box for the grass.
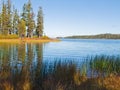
[0,34,19,39]
[0,56,120,90]
[0,39,60,43]
[0,35,60,43]
[0,37,60,43]
[89,55,120,77]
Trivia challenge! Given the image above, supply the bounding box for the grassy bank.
[0,56,120,90]
[0,35,60,43]
[0,35,19,39]
[0,38,60,43]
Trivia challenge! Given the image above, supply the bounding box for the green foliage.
[36,7,44,38]
[27,19,35,37]
[90,55,120,77]
[12,8,19,34]
[0,34,19,39]
[0,14,1,26]
[1,3,9,35]
[41,35,50,39]
[0,0,12,35]
[6,0,12,34]
[18,19,26,37]
[0,0,44,39]
[21,0,35,38]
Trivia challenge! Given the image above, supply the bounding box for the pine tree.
[7,0,12,34]
[0,13,2,34]
[27,10,35,37]
[12,7,19,34]
[1,2,9,35]
[36,7,44,38]
[21,0,35,37]
[21,4,27,22]
[26,0,35,38]
[18,19,26,38]
[28,18,35,37]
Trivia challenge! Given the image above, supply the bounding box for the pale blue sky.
[1,0,120,37]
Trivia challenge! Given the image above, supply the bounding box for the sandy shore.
[0,38,60,43]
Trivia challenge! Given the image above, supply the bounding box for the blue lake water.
[0,39,120,67]
[44,39,120,60]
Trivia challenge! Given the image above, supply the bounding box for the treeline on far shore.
[62,33,120,39]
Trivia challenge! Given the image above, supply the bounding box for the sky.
[1,0,120,37]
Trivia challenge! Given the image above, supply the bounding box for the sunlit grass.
[0,34,60,43]
[0,34,19,39]
[0,38,60,43]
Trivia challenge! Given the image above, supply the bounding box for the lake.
[44,39,120,58]
[0,39,120,68]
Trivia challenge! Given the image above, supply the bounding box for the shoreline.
[0,38,60,43]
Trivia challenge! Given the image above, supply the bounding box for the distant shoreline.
[0,38,60,43]
[59,33,120,39]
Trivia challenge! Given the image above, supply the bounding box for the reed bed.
[0,56,120,90]
[89,55,120,77]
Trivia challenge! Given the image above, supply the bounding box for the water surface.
[0,39,120,67]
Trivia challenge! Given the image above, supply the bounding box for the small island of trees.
[0,0,44,39]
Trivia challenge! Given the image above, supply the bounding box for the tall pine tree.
[21,4,27,22]
[0,13,2,34]
[36,7,44,38]
[1,2,8,35]
[27,0,35,38]
[7,0,12,34]
[21,0,35,37]
[18,19,26,38]
[12,7,19,34]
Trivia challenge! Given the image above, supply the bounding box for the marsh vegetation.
[0,56,120,90]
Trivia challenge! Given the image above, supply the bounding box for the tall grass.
[0,56,120,90]
[89,55,120,77]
